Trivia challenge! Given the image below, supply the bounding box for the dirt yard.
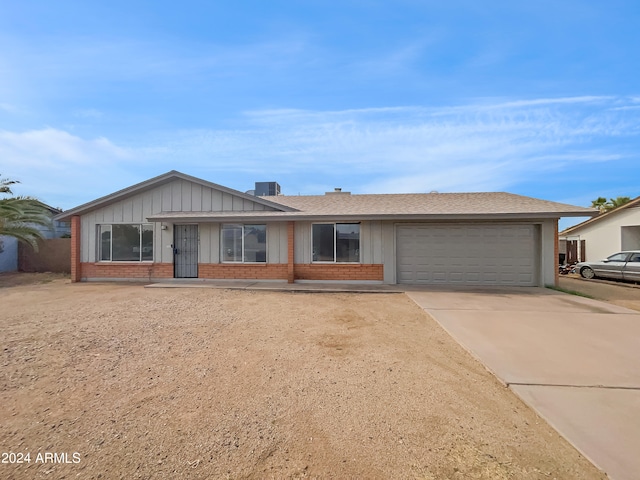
[1,277,604,479]
[558,275,640,311]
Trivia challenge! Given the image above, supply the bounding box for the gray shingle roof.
[147,191,596,222]
[265,192,596,216]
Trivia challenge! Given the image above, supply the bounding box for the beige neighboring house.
[559,196,640,263]
[55,170,595,287]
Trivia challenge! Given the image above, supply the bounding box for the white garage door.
[396,224,538,285]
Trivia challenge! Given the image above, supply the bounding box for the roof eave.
[146,211,594,223]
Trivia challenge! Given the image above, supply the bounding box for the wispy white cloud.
[0,128,134,204]
[151,95,640,194]
[0,128,130,167]
[2,96,639,207]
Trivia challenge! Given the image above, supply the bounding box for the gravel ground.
[1,277,605,479]
[558,275,640,311]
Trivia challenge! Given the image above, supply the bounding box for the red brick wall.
[79,262,383,282]
[294,264,384,281]
[71,216,81,282]
[198,263,288,280]
[80,262,173,280]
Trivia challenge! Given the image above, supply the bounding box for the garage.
[396,224,539,285]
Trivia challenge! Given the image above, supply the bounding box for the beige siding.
[539,219,555,286]
[267,222,288,264]
[197,223,220,264]
[360,220,384,264]
[381,221,396,283]
[80,179,278,263]
[294,221,311,263]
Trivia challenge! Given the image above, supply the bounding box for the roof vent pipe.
[325,188,351,195]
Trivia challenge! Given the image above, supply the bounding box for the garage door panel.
[397,224,537,286]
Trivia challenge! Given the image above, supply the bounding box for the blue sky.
[1,1,639,228]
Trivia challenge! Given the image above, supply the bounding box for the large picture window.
[98,224,153,261]
[312,223,360,262]
[221,224,266,262]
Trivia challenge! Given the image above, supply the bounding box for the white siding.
[566,206,640,262]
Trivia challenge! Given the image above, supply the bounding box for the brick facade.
[198,263,288,280]
[78,262,384,282]
[80,262,173,280]
[74,215,384,283]
[294,263,384,281]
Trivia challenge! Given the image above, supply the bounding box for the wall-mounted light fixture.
[161,223,168,230]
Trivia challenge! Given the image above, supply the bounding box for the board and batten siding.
[80,178,279,263]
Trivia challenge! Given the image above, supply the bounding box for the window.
[312,223,360,262]
[98,224,153,261]
[607,252,630,262]
[221,224,266,262]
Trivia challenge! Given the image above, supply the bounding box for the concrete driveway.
[407,287,640,480]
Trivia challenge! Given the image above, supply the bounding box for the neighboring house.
[54,171,595,286]
[559,196,640,263]
[0,203,70,273]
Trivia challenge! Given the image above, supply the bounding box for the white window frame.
[97,223,154,262]
[220,224,267,263]
[311,222,361,263]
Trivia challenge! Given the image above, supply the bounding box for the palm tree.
[608,196,631,209]
[0,175,18,194]
[590,196,632,213]
[590,197,609,213]
[0,175,52,251]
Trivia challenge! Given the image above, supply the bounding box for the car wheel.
[580,267,595,279]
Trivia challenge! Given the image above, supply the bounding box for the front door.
[174,224,198,278]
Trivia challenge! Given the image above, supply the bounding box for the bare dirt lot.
[1,277,604,479]
[558,275,640,311]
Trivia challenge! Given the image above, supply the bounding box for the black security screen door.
[174,224,198,278]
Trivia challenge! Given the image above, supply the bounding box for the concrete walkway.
[145,279,406,293]
[406,287,640,480]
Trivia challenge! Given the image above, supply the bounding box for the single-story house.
[54,170,596,286]
[559,196,640,263]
